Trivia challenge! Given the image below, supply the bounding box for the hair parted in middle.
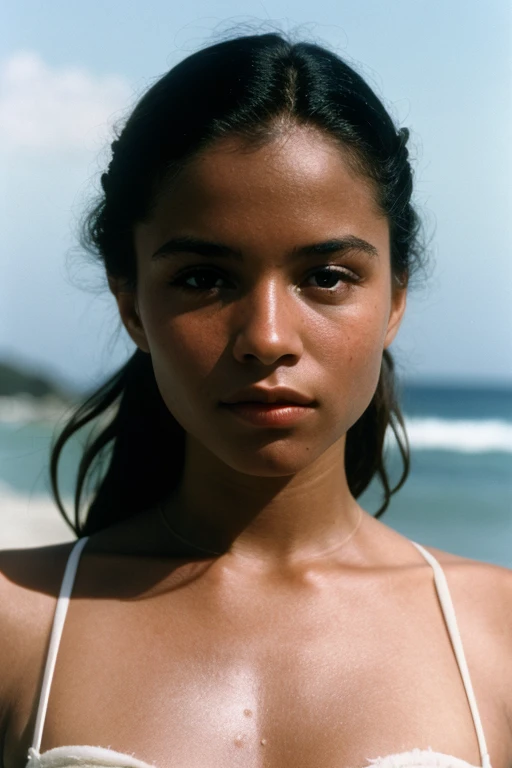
[50,30,427,537]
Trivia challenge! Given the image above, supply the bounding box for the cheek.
[145,311,223,420]
[312,300,389,423]
[312,291,388,364]
[138,277,221,382]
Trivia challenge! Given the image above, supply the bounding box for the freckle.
[260,739,267,746]
[243,708,252,717]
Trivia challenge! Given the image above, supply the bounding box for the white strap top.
[26,537,493,768]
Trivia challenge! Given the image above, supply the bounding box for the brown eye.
[305,267,359,291]
[170,268,227,292]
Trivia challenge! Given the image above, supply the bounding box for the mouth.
[221,387,316,407]
[219,401,315,427]
[224,401,309,407]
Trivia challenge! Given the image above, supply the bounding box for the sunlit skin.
[1,124,509,768]
[110,123,408,567]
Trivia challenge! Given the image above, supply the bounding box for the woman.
[0,31,510,768]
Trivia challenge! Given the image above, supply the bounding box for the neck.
[160,435,365,567]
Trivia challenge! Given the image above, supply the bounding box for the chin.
[209,432,343,478]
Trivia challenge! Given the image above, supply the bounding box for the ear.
[383,282,407,350]
[108,275,151,354]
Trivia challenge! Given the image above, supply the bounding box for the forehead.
[137,125,387,255]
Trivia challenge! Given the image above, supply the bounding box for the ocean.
[0,383,511,566]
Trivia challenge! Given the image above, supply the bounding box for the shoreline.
[0,486,75,549]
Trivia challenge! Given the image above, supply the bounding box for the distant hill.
[0,359,75,401]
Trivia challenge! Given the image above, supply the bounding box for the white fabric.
[26,536,493,768]
[26,745,488,768]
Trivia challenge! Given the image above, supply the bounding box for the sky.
[1,0,511,395]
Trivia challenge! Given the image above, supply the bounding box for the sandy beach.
[0,484,75,550]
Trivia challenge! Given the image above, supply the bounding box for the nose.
[231,276,304,366]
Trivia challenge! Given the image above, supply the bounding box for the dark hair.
[50,30,427,537]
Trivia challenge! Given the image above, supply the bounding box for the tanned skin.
[1,125,511,768]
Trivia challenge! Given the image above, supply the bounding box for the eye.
[168,265,360,295]
[305,266,360,291]
[169,267,228,292]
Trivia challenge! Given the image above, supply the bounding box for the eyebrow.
[151,235,379,261]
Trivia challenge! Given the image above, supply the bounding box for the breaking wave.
[388,417,512,453]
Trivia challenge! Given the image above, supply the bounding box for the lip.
[221,386,316,406]
[219,402,315,427]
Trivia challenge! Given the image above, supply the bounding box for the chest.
[14,572,507,768]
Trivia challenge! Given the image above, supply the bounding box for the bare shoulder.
[0,543,75,733]
[420,542,512,631]
[421,542,512,598]
[421,543,512,731]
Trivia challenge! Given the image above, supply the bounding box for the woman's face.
[117,125,406,477]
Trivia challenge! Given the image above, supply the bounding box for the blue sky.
[1,0,511,393]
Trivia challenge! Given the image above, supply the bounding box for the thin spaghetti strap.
[31,536,90,754]
[410,540,492,768]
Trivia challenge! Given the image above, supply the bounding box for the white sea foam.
[387,418,512,453]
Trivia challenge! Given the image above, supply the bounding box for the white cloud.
[0,52,131,151]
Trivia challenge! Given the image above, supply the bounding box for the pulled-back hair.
[50,31,426,537]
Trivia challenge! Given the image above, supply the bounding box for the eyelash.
[168,265,361,294]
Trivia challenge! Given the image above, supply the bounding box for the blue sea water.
[0,383,511,565]
[360,383,512,566]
